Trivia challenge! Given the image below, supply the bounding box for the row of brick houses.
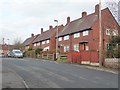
[23,4,120,64]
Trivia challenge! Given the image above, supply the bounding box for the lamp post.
[7,39,10,51]
[54,20,58,59]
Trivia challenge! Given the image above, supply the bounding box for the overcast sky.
[0,0,119,45]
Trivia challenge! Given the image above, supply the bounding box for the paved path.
[2,58,119,88]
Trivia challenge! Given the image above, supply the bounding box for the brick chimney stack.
[82,12,87,18]
[67,16,70,25]
[41,28,43,34]
[95,4,99,15]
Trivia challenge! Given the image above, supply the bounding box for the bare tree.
[106,1,119,23]
[13,38,24,50]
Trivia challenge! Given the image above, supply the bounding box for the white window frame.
[74,33,80,38]
[36,42,40,46]
[43,46,49,51]
[58,37,62,41]
[106,29,111,35]
[83,31,89,36]
[34,43,37,46]
[46,40,50,44]
[42,41,45,44]
[64,35,69,40]
[64,46,69,52]
[73,44,79,52]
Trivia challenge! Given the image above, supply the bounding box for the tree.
[13,38,24,50]
[35,48,43,57]
[106,35,120,58]
[106,1,119,23]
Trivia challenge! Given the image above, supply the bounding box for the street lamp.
[54,20,58,59]
[7,39,10,51]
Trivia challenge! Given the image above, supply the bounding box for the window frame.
[64,35,69,40]
[64,46,69,52]
[58,37,62,41]
[83,30,89,36]
[74,32,80,38]
[73,44,79,52]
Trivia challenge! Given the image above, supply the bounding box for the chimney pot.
[82,12,87,18]
[31,34,34,37]
[67,16,70,24]
[41,28,43,33]
[49,25,53,30]
[95,4,99,15]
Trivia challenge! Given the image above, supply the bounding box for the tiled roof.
[23,34,39,46]
[0,44,14,50]
[33,28,56,43]
[33,25,64,43]
[58,13,98,37]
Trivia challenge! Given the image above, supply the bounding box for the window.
[42,41,45,44]
[64,46,69,52]
[58,37,62,41]
[106,43,112,50]
[46,40,50,44]
[34,43,36,46]
[74,44,79,52]
[64,35,69,40]
[36,42,40,46]
[74,33,80,38]
[43,46,49,51]
[83,31,89,36]
[106,29,111,35]
[106,29,118,36]
[25,46,29,49]
[113,30,118,36]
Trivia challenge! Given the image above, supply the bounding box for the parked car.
[11,49,23,58]
[6,51,13,58]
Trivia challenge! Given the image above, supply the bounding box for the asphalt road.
[2,58,118,88]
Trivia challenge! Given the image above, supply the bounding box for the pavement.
[2,66,27,89]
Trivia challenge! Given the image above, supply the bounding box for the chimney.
[31,33,34,37]
[67,16,70,24]
[49,25,53,30]
[82,12,87,18]
[95,4,99,15]
[41,28,43,33]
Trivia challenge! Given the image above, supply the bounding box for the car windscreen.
[14,51,21,54]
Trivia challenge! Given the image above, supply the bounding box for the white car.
[11,49,23,58]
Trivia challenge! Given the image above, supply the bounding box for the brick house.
[23,34,39,51]
[32,25,64,52]
[0,44,14,55]
[57,4,120,64]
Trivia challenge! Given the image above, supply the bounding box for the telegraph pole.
[99,0,104,67]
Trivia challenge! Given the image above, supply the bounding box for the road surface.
[2,58,118,88]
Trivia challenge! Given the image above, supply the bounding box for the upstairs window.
[106,29,111,35]
[74,33,80,38]
[46,40,50,44]
[42,41,45,44]
[83,31,89,36]
[58,37,62,41]
[106,29,118,36]
[64,35,69,40]
[36,42,40,46]
[34,43,36,46]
